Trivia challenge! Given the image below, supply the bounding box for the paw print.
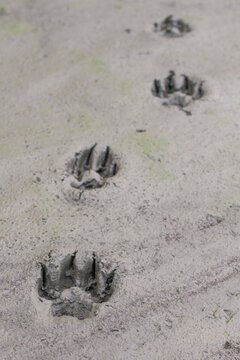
[198,214,223,230]
[38,252,116,320]
[152,71,204,107]
[154,15,191,37]
[61,144,119,201]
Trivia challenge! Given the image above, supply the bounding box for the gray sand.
[1,0,240,359]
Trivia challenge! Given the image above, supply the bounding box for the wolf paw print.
[61,144,119,201]
[38,252,116,320]
[152,70,204,108]
[154,15,191,37]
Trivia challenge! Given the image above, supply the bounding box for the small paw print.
[154,15,191,37]
[61,144,119,201]
[152,71,204,108]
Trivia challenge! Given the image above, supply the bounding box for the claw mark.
[70,250,77,270]
[92,252,96,279]
[106,269,116,291]
[85,143,97,169]
[180,74,194,95]
[98,146,110,175]
[193,81,204,99]
[102,146,110,168]
[152,79,162,97]
[164,70,175,94]
[112,163,118,176]
[40,263,47,289]
[72,152,80,176]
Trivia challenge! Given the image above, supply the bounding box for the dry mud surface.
[1,0,240,359]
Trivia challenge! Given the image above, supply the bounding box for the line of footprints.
[38,15,205,320]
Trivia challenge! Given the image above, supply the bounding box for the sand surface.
[1,0,240,359]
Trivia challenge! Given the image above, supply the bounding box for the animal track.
[154,15,191,37]
[199,214,223,230]
[61,144,119,201]
[152,71,204,107]
[38,252,115,320]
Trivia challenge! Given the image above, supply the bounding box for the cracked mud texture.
[154,15,191,37]
[38,252,115,320]
[61,144,118,201]
[152,70,204,107]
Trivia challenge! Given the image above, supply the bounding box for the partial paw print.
[61,144,119,201]
[152,70,204,108]
[198,214,223,230]
[38,252,116,320]
[224,341,240,352]
[154,15,191,37]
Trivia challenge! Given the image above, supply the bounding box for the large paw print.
[152,71,204,108]
[38,252,115,320]
[154,15,191,37]
[61,144,119,201]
